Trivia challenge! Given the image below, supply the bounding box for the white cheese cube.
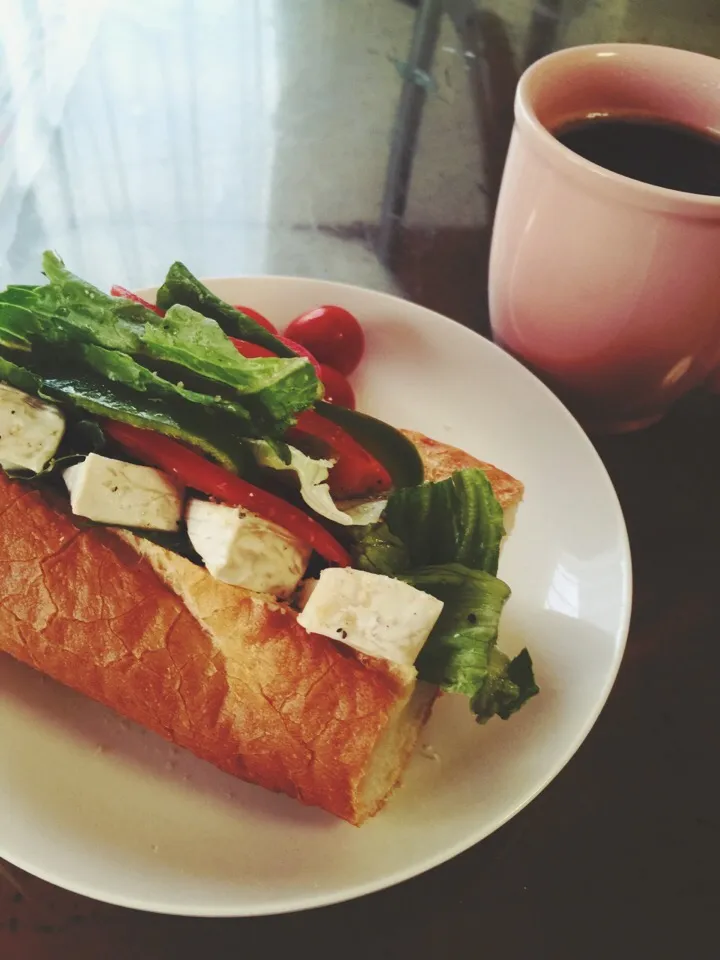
[0,383,65,473]
[297,567,444,666]
[63,453,182,531]
[186,499,311,598]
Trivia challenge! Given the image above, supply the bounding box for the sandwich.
[0,254,538,825]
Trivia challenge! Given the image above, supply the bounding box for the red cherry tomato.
[318,364,355,409]
[284,306,364,375]
[233,305,277,334]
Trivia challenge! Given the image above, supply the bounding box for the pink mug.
[488,43,720,434]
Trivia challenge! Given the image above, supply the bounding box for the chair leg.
[376,0,444,265]
[445,0,518,217]
[523,0,564,69]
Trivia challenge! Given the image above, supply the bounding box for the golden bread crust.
[0,476,419,823]
[0,432,522,823]
[401,429,524,508]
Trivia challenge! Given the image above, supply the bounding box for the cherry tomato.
[233,305,277,334]
[284,306,364,375]
[318,364,355,409]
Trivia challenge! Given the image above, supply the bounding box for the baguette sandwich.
[0,255,537,824]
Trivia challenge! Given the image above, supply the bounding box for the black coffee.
[554,115,720,196]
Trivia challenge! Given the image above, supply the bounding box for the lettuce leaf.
[385,468,505,575]
[351,467,505,576]
[0,285,41,307]
[402,564,537,723]
[472,647,539,723]
[334,497,388,526]
[349,468,538,722]
[0,253,320,434]
[353,521,409,575]
[247,439,362,525]
[155,263,426,491]
[0,350,254,474]
[155,261,295,356]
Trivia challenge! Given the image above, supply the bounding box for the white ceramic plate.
[0,277,631,916]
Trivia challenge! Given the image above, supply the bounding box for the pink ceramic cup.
[488,43,720,433]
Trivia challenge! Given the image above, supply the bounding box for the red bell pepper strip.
[291,410,391,497]
[229,337,277,359]
[229,338,389,496]
[103,421,351,567]
[291,410,381,469]
[231,334,322,377]
[110,285,164,316]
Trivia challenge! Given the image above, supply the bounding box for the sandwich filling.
[0,253,538,724]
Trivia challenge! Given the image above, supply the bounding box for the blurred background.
[1,0,719,329]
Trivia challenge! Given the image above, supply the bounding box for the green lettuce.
[352,468,505,576]
[385,468,505,575]
[246,439,359,524]
[403,565,537,723]
[134,303,316,432]
[472,648,538,722]
[154,264,427,492]
[155,261,295,356]
[353,522,409,575]
[0,285,40,304]
[0,350,254,474]
[0,253,320,434]
[350,468,538,722]
[142,260,428,491]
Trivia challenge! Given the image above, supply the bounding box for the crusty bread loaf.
[0,432,522,824]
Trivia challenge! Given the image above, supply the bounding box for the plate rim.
[0,275,632,916]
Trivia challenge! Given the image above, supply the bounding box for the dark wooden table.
[1,2,719,957]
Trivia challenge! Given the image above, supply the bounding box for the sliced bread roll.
[0,432,522,824]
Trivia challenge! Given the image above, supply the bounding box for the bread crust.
[401,429,523,508]
[0,431,521,823]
